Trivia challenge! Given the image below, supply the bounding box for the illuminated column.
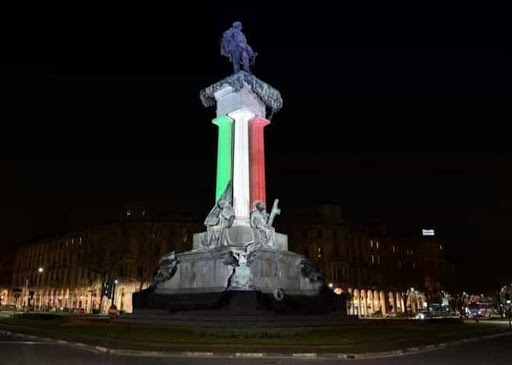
[212,115,234,201]
[228,109,254,226]
[249,116,270,208]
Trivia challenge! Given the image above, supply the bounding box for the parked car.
[468,302,500,318]
[414,309,430,320]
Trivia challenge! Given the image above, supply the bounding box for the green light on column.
[213,115,233,201]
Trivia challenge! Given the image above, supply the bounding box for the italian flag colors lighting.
[213,115,270,209]
[213,116,234,201]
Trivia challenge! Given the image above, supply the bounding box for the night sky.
[2,4,511,291]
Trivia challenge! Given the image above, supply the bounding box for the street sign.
[108,304,118,318]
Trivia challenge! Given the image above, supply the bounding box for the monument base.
[133,288,344,315]
[152,246,321,296]
[133,244,345,315]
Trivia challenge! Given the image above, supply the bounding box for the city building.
[0,250,15,307]
[276,204,450,316]
[8,207,202,313]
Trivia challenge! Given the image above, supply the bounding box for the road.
[1,333,511,364]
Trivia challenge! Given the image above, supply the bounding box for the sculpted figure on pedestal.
[203,181,235,248]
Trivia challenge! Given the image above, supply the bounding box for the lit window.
[371,254,375,264]
[127,210,131,217]
[370,240,374,248]
[392,245,396,253]
[439,244,443,250]
[376,241,379,249]
[377,255,381,265]
[317,245,323,259]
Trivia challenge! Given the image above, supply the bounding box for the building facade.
[277,205,449,316]
[0,250,15,307]
[8,209,202,313]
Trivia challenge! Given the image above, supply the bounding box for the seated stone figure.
[250,201,278,248]
[203,182,234,248]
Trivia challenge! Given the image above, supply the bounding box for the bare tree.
[80,228,124,312]
[136,223,167,291]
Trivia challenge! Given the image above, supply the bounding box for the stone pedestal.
[153,247,320,297]
[134,244,332,314]
[193,227,288,251]
[228,291,259,313]
[213,83,266,118]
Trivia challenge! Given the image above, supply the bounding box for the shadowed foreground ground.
[0,314,509,354]
[1,332,511,364]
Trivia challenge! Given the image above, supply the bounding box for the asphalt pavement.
[0,332,511,364]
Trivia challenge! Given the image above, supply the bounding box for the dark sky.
[2,4,511,290]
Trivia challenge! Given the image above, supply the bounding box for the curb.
[1,329,511,360]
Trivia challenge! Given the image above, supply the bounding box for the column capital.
[249,116,270,126]
[212,115,233,126]
[228,108,255,122]
[213,83,266,118]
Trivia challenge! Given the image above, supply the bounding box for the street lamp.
[112,279,119,304]
[24,267,44,312]
[507,300,511,331]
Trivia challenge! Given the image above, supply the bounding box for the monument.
[133,22,338,314]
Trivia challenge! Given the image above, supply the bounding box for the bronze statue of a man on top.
[221,21,257,74]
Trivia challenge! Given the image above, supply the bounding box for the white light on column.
[228,108,254,226]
